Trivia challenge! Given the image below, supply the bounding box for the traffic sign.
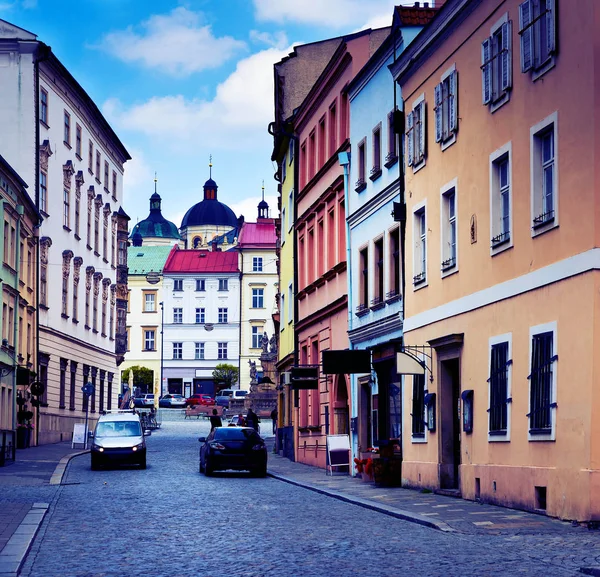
[81,382,95,397]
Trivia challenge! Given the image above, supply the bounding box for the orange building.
[391,0,600,521]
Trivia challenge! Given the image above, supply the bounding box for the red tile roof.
[163,247,239,273]
[237,221,277,247]
[395,5,439,27]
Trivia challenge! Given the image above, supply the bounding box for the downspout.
[337,152,352,336]
[12,207,23,436]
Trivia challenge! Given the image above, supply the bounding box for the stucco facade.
[391,0,600,520]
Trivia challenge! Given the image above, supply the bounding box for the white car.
[159,394,186,408]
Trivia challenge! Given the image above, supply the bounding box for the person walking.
[246,408,260,433]
[209,408,222,431]
[270,407,278,435]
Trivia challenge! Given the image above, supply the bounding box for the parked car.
[159,394,187,408]
[132,394,154,408]
[198,426,267,477]
[216,389,248,407]
[90,411,150,470]
[228,414,246,426]
[186,394,215,407]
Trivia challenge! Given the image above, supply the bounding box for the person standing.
[246,408,259,432]
[209,408,222,431]
[270,407,278,435]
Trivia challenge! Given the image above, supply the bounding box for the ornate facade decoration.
[62,250,74,278]
[75,171,85,198]
[63,161,75,190]
[39,237,52,265]
[39,140,53,173]
[85,266,95,292]
[102,278,111,303]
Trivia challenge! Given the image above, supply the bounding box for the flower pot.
[372,456,402,487]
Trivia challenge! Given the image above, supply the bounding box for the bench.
[184,405,224,419]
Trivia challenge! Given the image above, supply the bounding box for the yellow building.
[391,0,600,521]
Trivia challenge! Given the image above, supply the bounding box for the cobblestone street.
[3,420,597,576]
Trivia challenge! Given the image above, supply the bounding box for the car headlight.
[92,444,104,452]
[252,444,265,451]
[132,443,144,452]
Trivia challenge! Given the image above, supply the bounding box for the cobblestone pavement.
[6,420,596,576]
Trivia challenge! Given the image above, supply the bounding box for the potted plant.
[16,402,34,449]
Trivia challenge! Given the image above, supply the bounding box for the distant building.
[130,185,182,247]
[0,19,130,444]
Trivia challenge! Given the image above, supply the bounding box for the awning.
[396,351,426,375]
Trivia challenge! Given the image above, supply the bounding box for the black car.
[199,426,267,477]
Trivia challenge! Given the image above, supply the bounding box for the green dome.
[130,193,181,241]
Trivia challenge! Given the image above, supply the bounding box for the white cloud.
[253,0,396,28]
[249,29,288,49]
[102,45,290,150]
[230,195,279,221]
[122,147,153,209]
[96,7,246,76]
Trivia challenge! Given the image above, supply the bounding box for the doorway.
[439,357,460,490]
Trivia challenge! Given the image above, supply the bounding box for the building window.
[490,145,512,251]
[195,342,204,360]
[411,374,425,439]
[104,161,109,190]
[318,116,326,168]
[252,257,263,272]
[88,141,93,173]
[356,138,366,192]
[39,171,47,214]
[173,279,183,291]
[63,189,70,228]
[482,18,512,110]
[329,101,337,155]
[288,191,294,232]
[288,283,293,322]
[358,246,369,315]
[289,138,294,165]
[252,288,264,309]
[531,114,557,234]
[76,124,82,158]
[144,292,156,312]
[195,308,205,324]
[196,279,205,291]
[95,151,101,180]
[386,109,398,167]
[308,130,316,180]
[69,361,77,411]
[413,205,427,286]
[441,186,457,273]
[489,338,511,439]
[251,326,262,349]
[281,207,286,241]
[64,111,71,146]
[373,237,384,307]
[173,342,183,360]
[218,308,228,323]
[144,329,156,351]
[528,324,557,440]
[280,294,285,327]
[173,308,183,323]
[388,227,400,300]
[406,97,426,170]
[218,342,228,360]
[218,278,228,291]
[281,152,287,183]
[40,88,48,124]
[434,68,458,148]
[59,358,68,409]
[370,124,382,181]
[519,0,556,78]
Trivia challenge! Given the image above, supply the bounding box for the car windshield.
[96,421,142,437]
[214,428,259,441]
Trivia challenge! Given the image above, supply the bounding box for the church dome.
[130,190,181,241]
[180,176,238,228]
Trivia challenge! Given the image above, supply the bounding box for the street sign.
[82,382,95,397]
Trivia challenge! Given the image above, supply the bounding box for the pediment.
[0,19,37,41]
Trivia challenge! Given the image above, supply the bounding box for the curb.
[267,471,456,533]
[49,450,89,485]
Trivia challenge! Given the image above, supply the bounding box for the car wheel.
[252,465,267,478]
[204,459,213,477]
[199,457,204,474]
[139,456,147,469]
[91,454,101,471]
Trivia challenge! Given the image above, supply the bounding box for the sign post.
[81,382,95,448]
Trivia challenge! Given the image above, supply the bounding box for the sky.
[0,0,413,229]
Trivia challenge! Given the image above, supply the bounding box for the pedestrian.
[246,408,260,433]
[270,407,278,435]
[237,413,246,427]
[209,408,222,431]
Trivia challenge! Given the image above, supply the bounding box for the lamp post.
[159,301,164,398]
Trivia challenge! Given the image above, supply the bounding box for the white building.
[237,198,278,391]
[161,247,240,397]
[0,20,130,443]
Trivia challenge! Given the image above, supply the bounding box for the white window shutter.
[482,38,492,104]
[418,102,426,161]
[434,83,443,143]
[406,111,414,167]
[449,71,458,134]
[501,21,512,91]
[546,0,556,55]
[519,0,533,72]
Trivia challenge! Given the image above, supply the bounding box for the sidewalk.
[0,442,86,576]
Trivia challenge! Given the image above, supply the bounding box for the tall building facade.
[0,20,130,443]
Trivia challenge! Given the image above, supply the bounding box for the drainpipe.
[337,152,352,336]
[12,206,23,435]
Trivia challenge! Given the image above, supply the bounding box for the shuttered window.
[434,70,458,145]
[519,0,556,76]
[482,20,512,108]
[406,99,426,168]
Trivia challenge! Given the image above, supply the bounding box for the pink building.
[294,28,389,468]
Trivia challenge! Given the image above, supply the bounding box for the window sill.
[411,159,426,174]
[355,305,369,318]
[94,251,100,257]
[490,91,510,114]
[63,226,71,232]
[84,324,90,330]
[74,234,81,241]
[531,219,558,238]
[103,258,108,264]
[385,291,402,304]
[72,319,79,324]
[354,179,366,193]
[40,120,49,129]
[531,57,556,83]
[75,153,82,162]
[143,349,157,353]
[370,299,385,311]
[95,178,101,185]
[92,329,98,334]
[86,244,93,251]
[88,169,94,176]
[384,154,398,169]
[369,167,382,181]
[61,313,69,319]
[440,133,457,151]
[64,141,72,150]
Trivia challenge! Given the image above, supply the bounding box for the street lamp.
[159,301,164,398]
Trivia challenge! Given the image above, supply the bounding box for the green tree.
[121,366,154,390]
[212,363,239,391]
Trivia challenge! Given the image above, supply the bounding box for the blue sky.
[0,0,407,229]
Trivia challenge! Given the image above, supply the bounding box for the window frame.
[63,110,71,147]
[40,88,48,125]
[527,321,557,442]
[440,180,458,277]
[530,112,558,237]
[195,307,205,324]
[355,137,367,192]
[173,279,183,292]
[218,278,228,291]
[217,342,228,360]
[519,0,557,81]
[406,93,426,172]
[370,122,382,181]
[218,308,228,324]
[173,307,183,324]
[252,257,263,272]
[412,201,427,289]
[195,278,206,292]
[482,14,512,112]
[251,288,264,309]
[411,373,427,443]
[143,328,156,351]
[251,325,263,349]
[490,142,513,255]
[172,342,183,360]
[434,65,458,150]
[195,342,205,360]
[488,333,512,442]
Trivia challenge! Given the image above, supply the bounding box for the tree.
[121,366,154,391]
[212,364,239,391]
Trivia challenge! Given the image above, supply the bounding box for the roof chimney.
[414,2,420,6]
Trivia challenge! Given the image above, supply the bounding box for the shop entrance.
[439,357,461,490]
